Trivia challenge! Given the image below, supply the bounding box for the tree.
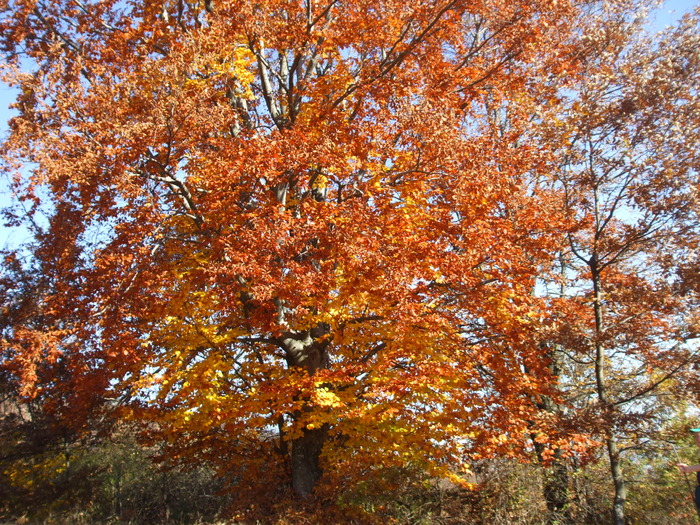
[539,7,700,524]
[0,250,118,520]
[0,0,669,514]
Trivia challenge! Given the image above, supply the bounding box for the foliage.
[0,0,586,509]
[0,409,699,524]
[0,418,224,524]
[534,6,700,523]
[0,0,698,522]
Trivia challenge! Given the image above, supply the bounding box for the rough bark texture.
[291,425,328,497]
[543,449,570,521]
[607,436,627,525]
[280,324,331,496]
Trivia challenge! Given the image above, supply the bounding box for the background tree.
[538,7,700,525]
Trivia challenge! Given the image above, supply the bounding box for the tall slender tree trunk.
[545,449,571,521]
[591,266,626,525]
[536,256,571,523]
[607,435,627,525]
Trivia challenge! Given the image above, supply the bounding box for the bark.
[537,443,570,521]
[531,313,571,523]
[532,406,571,522]
[278,323,331,497]
[607,435,627,525]
[291,424,328,497]
[538,257,572,522]
[545,452,570,519]
[592,265,626,525]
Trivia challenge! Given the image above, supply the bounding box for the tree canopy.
[1,0,698,521]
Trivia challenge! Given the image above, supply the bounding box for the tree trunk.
[539,258,571,523]
[533,428,570,522]
[591,265,627,525]
[530,336,571,522]
[279,323,331,497]
[532,436,570,521]
[544,450,570,522]
[291,425,328,497]
[607,436,627,525]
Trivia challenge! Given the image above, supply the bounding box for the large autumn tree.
[0,0,619,509]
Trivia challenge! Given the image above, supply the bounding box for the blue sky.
[0,0,698,249]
